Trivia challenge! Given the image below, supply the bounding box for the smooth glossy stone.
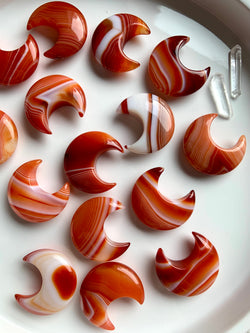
[0,35,39,85]
[209,74,233,119]
[27,1,87,58]
[132,167,195,230]
[229,44,242,99]
[155,232,219,296]
[148,36,210,97]
[25,75,86,134]
[8,159,70,222]
[64,131,124,193]
[0,111,18,164]
[117,93,175,154]
[183,113,246,174]
[15,249,77,315]
[80,262,145,330]
[71,197,130,261]
[92,13,150,72]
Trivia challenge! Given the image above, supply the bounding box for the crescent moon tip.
[22,254,29,262]
[239,134,247,146]
[43,49,58,59]
[156,248,166,261]
[188,189,196,200]
[115,200,124,211]
[192,231,207,247]
[15,294,22,302]
[32,159,43,167]
[151,166,165,176]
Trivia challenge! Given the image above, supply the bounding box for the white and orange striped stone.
[15,249,77,315]
[92,13,150,72]
[117,93,175,154]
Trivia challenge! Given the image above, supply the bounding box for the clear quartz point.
[209,74,233,119]
[229,44,242,99]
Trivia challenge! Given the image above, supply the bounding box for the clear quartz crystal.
[209,74,233,119]
[229,44,242,99]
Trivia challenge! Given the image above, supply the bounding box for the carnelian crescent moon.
[183,113,246,174]
[92,13,150,72]
[80,262,145,330]
[0,34,39,85]
[8,159,70,222]
[132,167,195,230]
[71,197,130,261]
[148,35,210,97]
[155,232,219,296]
[27,1,87,58]
[25,75,86,134]
[64,131,124,193]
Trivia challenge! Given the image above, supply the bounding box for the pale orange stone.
[0,111,18,164]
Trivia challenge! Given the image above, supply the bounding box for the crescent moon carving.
[0,34,39,85]
[15,249,77,315]
[117,93,175,154]
[92,13,150,72]
[25,75,86,134]
[183,113,247,174]
[80,262,145,330]
[27,1,87,58]
[0,110,18,164]
[8,159,70,223]
[155,232,219,296]
[132,167,195,230]
[148,35,210,97]
[64,131,124,193]
[71,197,130,261]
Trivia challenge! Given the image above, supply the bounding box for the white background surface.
[0,1,249,332]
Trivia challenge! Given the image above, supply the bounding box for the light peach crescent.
[155,232,219,296]
[132,167,195,230]
[8,159,70,222]
[183,113,246,174]
[0,111,18,164]
[92,13,150,72]
[80,262,145,330]
[15,249,77,315]
[25,75,86,134]
[27,1,87,58]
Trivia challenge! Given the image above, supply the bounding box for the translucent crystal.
[209,74,233,119]
[229,45,242,99]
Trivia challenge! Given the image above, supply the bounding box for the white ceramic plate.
[0,1,249,332]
